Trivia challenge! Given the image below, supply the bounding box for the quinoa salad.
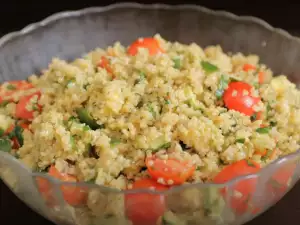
[1,34,300,224]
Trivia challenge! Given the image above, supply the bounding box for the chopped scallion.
[236,138,245,144]
[201,61,219,73]
[256,127,271,134]
[173,57,181,69]
[215,74,228,99]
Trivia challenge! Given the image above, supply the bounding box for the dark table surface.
[1,1,300,225]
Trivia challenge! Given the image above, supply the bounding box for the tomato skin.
[15,91,42,120]
[128,38,164,56]
[223,82,261,116]
[266,163,296,202]
[0,81,34,103]
[37,165,87,206]
[125,178,168,225]
[213,159,261,214]
[146,157,195,185]
[98,56,114,75]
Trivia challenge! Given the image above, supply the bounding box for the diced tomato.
[98,56,114,76]
[15,91,42,120]
[258,71,265,84]
[125,178,168,225]
[266,163,296,202]
[256,111,262,120]
[0,81,34,103]
[37,165,87,206]
[243,64,256,72]
[146,157,195,185]
[213,159,261,214]
[223,82,261,116]
[128,38,164,56]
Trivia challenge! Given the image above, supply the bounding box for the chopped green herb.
[8,125,24,147]
[0,128,4,137]
[139,71,146,81]
[246,159,256,167]
[159,142,171,150]
[14,125,24,147]
[256,127,271,134]
[250,113,257,122]
[148,104,156,118]
[0,100,9,107]
[65,116,77,128]
[6,84,16,90]
[270,121,277,127]
[110,138,121,147]
[152,142,171,152]
[201,61,219,73]
[32,104,39,111]
[135,71,146,84]
[76,108,104,130]
[236,138,245,144]
[68,116,77,122]
[253,82,259,89]
[165,99,170,105]
[196,166,201,171]
[172,57,181,69]
[215,74,229,99]
[0,138,12,152]
[83,125,91,131]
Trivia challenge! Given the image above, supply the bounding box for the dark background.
[1,1,300,225]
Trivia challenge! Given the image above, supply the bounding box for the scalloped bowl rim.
[0,2,300,194]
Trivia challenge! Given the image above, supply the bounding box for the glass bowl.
[1,3,300,225]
